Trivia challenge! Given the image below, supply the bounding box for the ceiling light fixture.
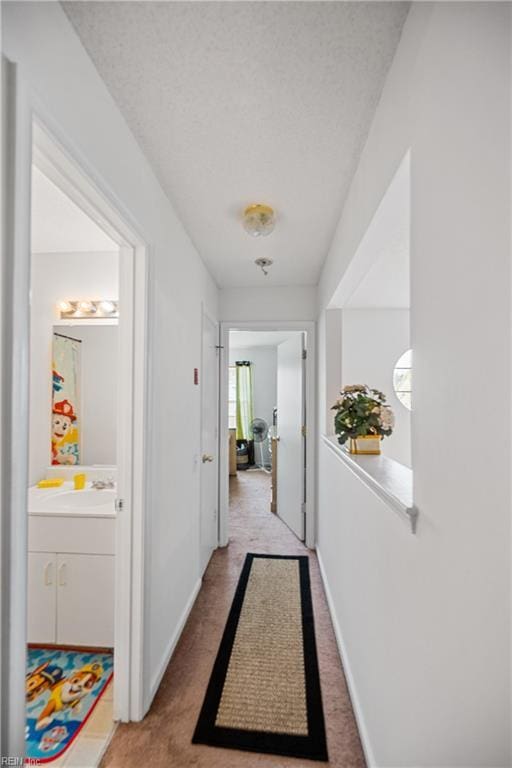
[254,257,273,276]
[243,204,275,237]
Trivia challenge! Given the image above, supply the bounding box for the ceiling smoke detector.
[254,257,273,276]
[243,204,275,237]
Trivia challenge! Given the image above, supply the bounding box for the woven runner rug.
[193,553,328,761]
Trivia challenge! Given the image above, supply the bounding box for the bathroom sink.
[29,486,116,516]
[46,490,115,510]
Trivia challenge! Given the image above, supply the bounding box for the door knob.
[202,454,214,463]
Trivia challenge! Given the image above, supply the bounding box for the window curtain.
[235,361,254,440]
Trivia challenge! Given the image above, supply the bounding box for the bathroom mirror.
[51,325,118,467]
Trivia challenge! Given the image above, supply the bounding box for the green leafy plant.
[331,385,395,446]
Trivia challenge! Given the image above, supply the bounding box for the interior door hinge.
[301,425,307,437]
[301,502,306,515]
[115,498,124,513]
[302,349,307,360]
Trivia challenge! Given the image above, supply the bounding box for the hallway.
[101,470,365,767]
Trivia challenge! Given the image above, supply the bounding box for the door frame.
[1,62,148,757]
[219,320,316,549]
[199,304,220,573]
[31,123,149,723]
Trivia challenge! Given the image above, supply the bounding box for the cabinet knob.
[58,563,67,586]
[44,562,53,586]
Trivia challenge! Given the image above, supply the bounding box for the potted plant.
[332,385,395,455]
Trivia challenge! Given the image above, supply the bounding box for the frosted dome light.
[242,204,275,237]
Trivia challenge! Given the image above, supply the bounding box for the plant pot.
[349,435,381,455]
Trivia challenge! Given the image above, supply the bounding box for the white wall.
[54,324,118,467]
[220,285,317,321]
[341,309,410,467]
[229,345,277,465]
[4,1,218,719]
[30,251,119,483]
[317,4,510,766]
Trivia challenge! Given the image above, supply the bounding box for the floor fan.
[250,417,271,473]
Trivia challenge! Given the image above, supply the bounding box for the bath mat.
[193,553,328,761]
[25,647,113,763]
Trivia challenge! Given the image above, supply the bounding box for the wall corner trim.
[148,578,202,709]
[316,548,377,768]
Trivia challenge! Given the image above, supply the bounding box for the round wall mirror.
[393,349,412,410]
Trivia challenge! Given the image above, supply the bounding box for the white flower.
[379,406,395,430]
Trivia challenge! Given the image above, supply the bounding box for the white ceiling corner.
[340,151,410,309]
[63,1,409,287]
[31,165,118,254]
[229,330,303,349]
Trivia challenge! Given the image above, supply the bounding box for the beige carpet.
[100,470,366,767]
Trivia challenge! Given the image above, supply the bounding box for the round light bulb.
[78,301,94,313]
[58,301,73,313]
[99,300,116,315]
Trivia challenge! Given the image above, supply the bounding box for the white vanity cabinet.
[28,552,57,644]
[28,513,115,647]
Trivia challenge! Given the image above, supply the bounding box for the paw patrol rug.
[25,647,113,763]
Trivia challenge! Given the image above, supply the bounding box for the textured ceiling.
[63,1,409,287]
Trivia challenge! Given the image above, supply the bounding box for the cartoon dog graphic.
[26,662,64,703]
[51,399,79,466]
[35,662,103,731]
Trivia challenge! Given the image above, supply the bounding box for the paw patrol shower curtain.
[51,333,81,466]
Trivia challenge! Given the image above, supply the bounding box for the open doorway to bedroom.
[225,329,309,545]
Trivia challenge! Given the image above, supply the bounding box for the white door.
[27,553,57,644]
[277,334,305,540]
[56,554,115,647]
[199,311,219,574]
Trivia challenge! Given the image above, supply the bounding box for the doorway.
[2,113,148,760]
[26,162,121,764]
[220,323,316,549]
[31,120,148,722]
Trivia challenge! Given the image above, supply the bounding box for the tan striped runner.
[215,557,308,734]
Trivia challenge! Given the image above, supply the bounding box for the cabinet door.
[27,552,57,644]
[56,554,115,647]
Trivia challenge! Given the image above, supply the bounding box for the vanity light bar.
[58,300,119,319]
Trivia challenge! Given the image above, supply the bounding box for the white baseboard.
[148,578,202,705]
[316,548,377,768]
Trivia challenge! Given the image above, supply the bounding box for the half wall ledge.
[321,434,418,534]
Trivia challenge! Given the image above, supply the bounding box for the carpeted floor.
[100,470,366,768]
